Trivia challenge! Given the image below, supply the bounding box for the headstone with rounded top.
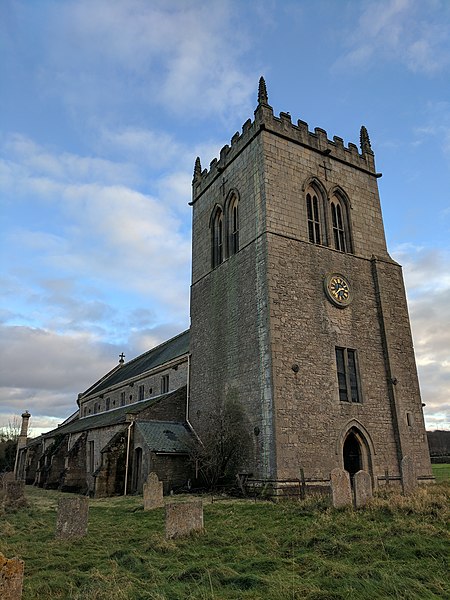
[143,472,164,510]
[55,496,89,539]
[330,468,352,508]
[0,552,24,600]
[354,470,373,507]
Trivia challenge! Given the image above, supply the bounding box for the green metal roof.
[43,387,186,438]
[82,329,190,397]
[135,421,192,453]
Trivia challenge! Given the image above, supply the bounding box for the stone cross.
[55,496,89,539]
[143,472,164,511]
[165,501,204,539]
[330,468,352,508]
[0,553,24,600]
[401,456,417,495]
[320,159,331,181]
[354,470,373,507]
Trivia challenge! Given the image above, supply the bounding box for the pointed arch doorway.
[339,424,375,485]
[343,430,362,479]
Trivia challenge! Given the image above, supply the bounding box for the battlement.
[192,77,377,200]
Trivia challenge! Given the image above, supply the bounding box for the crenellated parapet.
[192,77,378,201]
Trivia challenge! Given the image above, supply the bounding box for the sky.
[0,0,449,437]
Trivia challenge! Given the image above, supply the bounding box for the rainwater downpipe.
[124,419,134,496]
[186,354,201,443]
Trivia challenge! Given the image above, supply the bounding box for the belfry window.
[335,347,361,403]
[161,374,169,394]
[330,193,352,253]
[306,192,321,244]
[227,195,239,256]
[211,208,224,268]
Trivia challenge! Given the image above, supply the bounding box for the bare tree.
[186,398,252,490]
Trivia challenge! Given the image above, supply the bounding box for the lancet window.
[211,207,224,268]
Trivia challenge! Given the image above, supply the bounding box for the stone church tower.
[189,78,432,488]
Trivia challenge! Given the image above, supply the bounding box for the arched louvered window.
[211,207,224,268]
[227,194,239,256]
[306,192,321,245]
[330,193,352,253]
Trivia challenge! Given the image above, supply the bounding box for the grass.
[432,463,450,482]
[0,483,449,600]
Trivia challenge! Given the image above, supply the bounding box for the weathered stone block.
[55,496,89,539]
[401,456,417,495]
[143,472,164,510]
[0,553,24,600]
[3,481,27,512]
[331,468,352,508]
[354,470,372,507]
[165,501,203,539]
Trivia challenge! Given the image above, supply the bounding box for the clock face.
[324,273,352,307]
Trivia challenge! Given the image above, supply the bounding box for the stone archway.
[343,430,362,479]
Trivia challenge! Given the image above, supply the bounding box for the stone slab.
[143,472,164,510]
[0,552,24,600]
[330,468,352,508]
[3,481,27,511]
[354,470,372,507]
[55,496,89,539]
[165,501,204,539]
[401,456,417,495]
[2,472,15,489]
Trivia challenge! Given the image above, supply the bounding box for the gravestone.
[55,496,89,539]
[401,456,417,495]
[0,552,24,600]
[354,470,372,507]
[143,472,164,510]
[330,468,352,508]
[165,501,204,539]
[3,481,27,511]
[2,472,15,489]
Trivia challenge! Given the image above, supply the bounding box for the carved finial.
[258,76,268,105]
[360,126,373,155]
[193,156,202,182]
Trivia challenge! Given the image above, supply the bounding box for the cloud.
[334,0,450,75]
[19,0,256,121]
[392,244,450,429]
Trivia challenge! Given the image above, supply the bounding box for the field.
[1,481,449,600]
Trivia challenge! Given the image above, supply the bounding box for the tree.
[0,417,21,472]
[187,398,252,490]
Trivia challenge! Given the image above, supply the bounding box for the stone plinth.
[143,472,164,510]
[55,496,89,539]
[354,470,373,507]
[165,501,204,539]
[401,456,417,495]
[330,468,352,508]
[0,553,24,600]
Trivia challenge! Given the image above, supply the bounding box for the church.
[16,78,433,496]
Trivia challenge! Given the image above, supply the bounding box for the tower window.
[120,392,125,406]
[138,384,145,401]
[227,195,239,255]
[161,374,169,394]
[335,347,361,403]
[211,208,224,268]
[307,193,321,244]
[331,202,346,251]
[105,397,110,411]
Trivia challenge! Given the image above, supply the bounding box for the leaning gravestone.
[354,470,373,507]
[143,472,164,510]
[401,456,417,495]
[330,468,352,508]
[55,496,89,539]
[3,481,27,512]
[0,552,24,600]
[165,501,204,539]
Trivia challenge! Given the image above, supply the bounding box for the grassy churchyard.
[1,475,449,600]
